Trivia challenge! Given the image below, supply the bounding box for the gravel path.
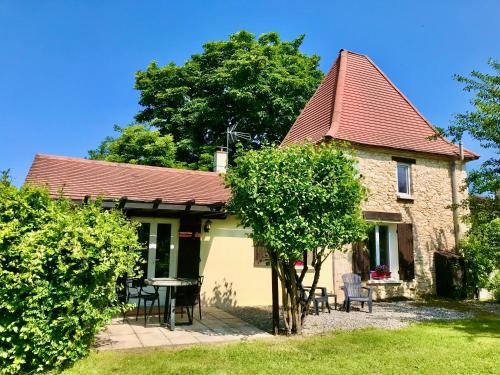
[469,301,500,316]
[221,301,477,335]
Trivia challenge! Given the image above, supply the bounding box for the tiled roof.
[282,50,478,160]
[25,154,230,205]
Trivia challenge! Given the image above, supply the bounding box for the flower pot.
[371,271,391,280]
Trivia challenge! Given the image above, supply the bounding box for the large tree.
[445,59,499,195]
[443,59,500,299]
[226,143,367,334]
[133,30,324,168]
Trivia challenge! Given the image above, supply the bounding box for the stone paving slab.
[97,307,272,350]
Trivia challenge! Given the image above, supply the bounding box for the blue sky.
[1,0,498,186]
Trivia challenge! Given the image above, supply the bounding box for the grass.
[63,314,500,375]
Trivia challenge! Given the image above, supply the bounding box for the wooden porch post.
[271,254,279,335]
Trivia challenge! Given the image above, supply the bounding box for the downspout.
[332,251,336,293]
[450,142,464,250]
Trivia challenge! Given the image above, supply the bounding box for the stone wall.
[332,146,469,299]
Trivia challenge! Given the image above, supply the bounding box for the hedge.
[0,178,141,373]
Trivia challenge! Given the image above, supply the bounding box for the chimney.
[214,149,228,173]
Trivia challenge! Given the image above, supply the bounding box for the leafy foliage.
[459,196,500,298]
[491,273,500,302]
[133,30,324,168]
[89,124,178,168]
[445,59,499,195]
[0,179,141,374]
[442,60,500,299]
[226,143,367,334]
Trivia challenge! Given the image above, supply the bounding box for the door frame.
[132,217,180,278]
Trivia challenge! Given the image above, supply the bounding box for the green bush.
[0,179,141,374]
[490,273,500,302]
[459,196,500,299]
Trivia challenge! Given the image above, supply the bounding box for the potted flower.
[371,264,391,279]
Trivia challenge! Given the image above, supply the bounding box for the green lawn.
[64,315,499,375]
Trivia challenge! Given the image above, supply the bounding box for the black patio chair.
[175,280,203,324]
[126,278,161,326]
[341,273,373,313]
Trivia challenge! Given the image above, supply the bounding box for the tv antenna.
[226,124,251,151]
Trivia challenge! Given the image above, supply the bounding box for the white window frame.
[369,223,400,280]
[396,162,412,198]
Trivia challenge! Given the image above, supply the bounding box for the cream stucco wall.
[331,146,469,299]
[199,216,335,307]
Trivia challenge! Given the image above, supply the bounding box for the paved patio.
[96,306,272,350]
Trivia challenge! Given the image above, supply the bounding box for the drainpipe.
[332,252,336,294]
[450,142,464,250]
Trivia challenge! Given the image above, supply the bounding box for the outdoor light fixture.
[204,219,212,233]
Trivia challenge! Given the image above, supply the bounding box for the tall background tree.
[442,59,500,299]
[226,144,367,334]
[92,31,323,170]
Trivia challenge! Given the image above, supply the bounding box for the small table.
[145,277,198,331]
[304,286,337,314]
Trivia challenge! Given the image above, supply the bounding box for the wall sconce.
[203,219,212,233]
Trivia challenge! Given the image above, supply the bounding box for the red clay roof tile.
[25,154,230,205]
[282,50,479,160]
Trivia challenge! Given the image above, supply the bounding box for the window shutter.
[254,241,270,267]
[352,242,370,281]
[397,223,415,281]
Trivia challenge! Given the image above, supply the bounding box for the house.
[25,49,478,305]
[281,50,477,298]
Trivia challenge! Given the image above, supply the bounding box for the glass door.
[155,223,172,278]
[133,218,179,280]
[137,222,151,278]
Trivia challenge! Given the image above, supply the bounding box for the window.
[368,225,390,271]
[397,163,411,197]
[137,222,151,276]
[133,218,179,279]
[367,224,400,279]
[155,223,172,278]
[253,242,313,269]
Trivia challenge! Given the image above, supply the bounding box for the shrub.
[459,210,500,299]
[0,179,141,374]
[489,272,500,302]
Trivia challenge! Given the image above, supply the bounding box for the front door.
[177,217,201,279]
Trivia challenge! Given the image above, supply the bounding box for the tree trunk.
[273,250,330,335]
[288,260,301,334]
[276,260,291,335]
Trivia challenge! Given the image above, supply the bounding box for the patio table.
[145,277,198,331]
[304,286,336,314]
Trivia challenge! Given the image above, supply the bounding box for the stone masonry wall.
[332,146,469,300]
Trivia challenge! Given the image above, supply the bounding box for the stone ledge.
[367,279,402,286]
